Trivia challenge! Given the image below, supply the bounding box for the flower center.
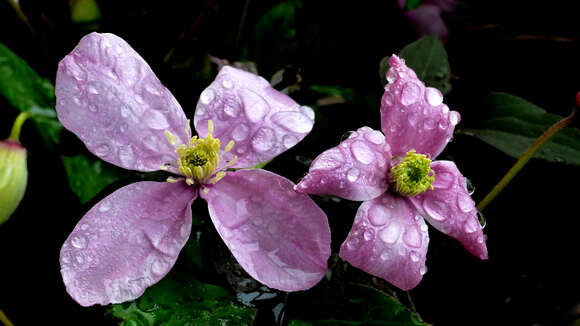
[390,150,435,197]
[164,120,236,191]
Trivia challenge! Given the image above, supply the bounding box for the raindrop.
[380,250,392,261]
[384,95,394,106]
[407,112,420,127]
[222,78,233,89]
[422,199,448,221]
[151,258,168,275]
[457,194,474,213]
[232,123,250,141]
[88,104,98,112]
[310,149,344,170]
[241,89,269,122]
[251,127,276,152]
[463,217,479,234]
[424,118,436,130]
[271,111,312,133]
[119,146,135,166]
[438,118,449,130]
[400,82,421,106]
[351,141,375,165]
[300,106,315,120]
[363,130,385,145]
[363,229,375,241]
[120,104,132,118]
[420,265,428,275]
[87,84,100,95]
[346,168,360,182]
[386,69,397,83]
[71,235,87,249]
[466,178,475,195]
[403,227,422,248]
[143,110,170,130]
[94,144,110,156]
[200,88,216,105]
[346,237,360,250]
[282,134,299,148]
[477,211,486,228]
[424,87,443,106]
[98,199,112,212]
[449,111,460,125]
[379,223,401,244]
[410,251,420,262]
[441,105,450,115]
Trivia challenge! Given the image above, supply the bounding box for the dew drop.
[400,82,421,106]
[457,194,474,213]
[422,199,448,221]
[300,105,315,120]
[223,103,240,118]
[441,105,450,115]
[380,223,401,244]
[384,95,394,106]
[232,123,250,141]
[369,205,390,226]
[346,168,360,182]
[310,149,344,170]
[241,89,269,122]
[407,112,420,127]
[351,141,375,165]
[477,211,486,228]
[145,83,161,96]
[71,234,87,249]
[271,111,312,133]
[420,265,428,275]
[87,84,100,95]
[380,250,392,261]
[449,111,460,125]
[420,224,428,232]
[94,144,111,156]
[222,78,233,89]
[120,104,132,118]
[410,251,420,262]
[424,87,443,106]
[98,199,112,212]
[143,110,170,130]
[88,104,98,112]
[282,134,299,148]
[386,69,397,83]
[364,130,385,144]
[251,127,276,152]
[363,229,375,241]
[463,217,479,234]
[424,118,436,130]
[200,88,216,105]
[151,258,168,275]
[119,146,135,166]
[346,237,360,250]
[438,118,449,130]
[466,178,475,195]
[403,227,422,248]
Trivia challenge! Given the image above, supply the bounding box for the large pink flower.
[56,32,331,306]
[295,54,487,290]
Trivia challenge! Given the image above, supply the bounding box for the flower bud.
[0,140,28,224]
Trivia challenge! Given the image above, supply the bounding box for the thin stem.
[477,108,575,211]
[0,308,14,326]
[8,112,31,142]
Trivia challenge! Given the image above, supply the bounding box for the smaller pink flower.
[56,33,331,306]
[295,54,487,290]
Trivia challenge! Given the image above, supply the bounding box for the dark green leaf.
[108,272,256,326]
[289,283,429,325]
[457,93,580,165]
[0,43,62,147]
[309,85,358,104]
[63,155,124,204]
[379,36,451,94]
[405,0,424,10]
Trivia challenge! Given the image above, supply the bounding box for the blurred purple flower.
[295,54,487,290]
[397,0,455,40]
[56,32,330,306]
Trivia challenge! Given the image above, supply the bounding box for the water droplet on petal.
[242,89,269,122]
[449,111,460,125]
[369,205,390,226]
[251,127,276,152]
[200,88,215,105]
[151,258,169,275]
[300,106,315,120]
[434,171,454,189]
[380,249,392,261]
[95,144,110,156]
[232,123,250,141]
[143,110,170,130]
[425,87,443,106]
[119,146,135,166]
[364,130,385,144]
[441,105,449,115]
[457,194,474,213]
[466,178,475,195]
[311,149,344,170]
[363,229,375,241]
[222,78,233,89]
[403,227,422,248]
[386,69,397,83]
[407,112,420,127]
[420,224,428,232]
[420,265,428,275]
[351,141,375,165]
[71,234,87,249]
[380,222,401,244]
[400,82,422,106]
[98,199,112,212]
[422,199,448,221]
[271,111,312,133]
[424,118,436,130]
[282,134,299,148]
[346,237,360,250]
[410,251,420,262]
[438,118,449,130]
[477,211,486,228]
[463,217,479,233]
[346,168,360,182]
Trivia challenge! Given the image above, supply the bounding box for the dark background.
[1,1,579,325]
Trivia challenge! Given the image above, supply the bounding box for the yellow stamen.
[166,176,179,183]
[391,150,435,197]
[165,130,178,147]
[225,140,235,152]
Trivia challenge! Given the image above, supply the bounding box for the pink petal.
[193,66,314,168]
[201,169,331,291]
[339,193,429,290]
[408,160,488,259]
[295,127,391,201]
[380,54,458,158]
[60,181,197,306]
[55,32,189,172]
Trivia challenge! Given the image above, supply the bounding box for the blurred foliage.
[458,93,580,165]
[379,36,451,94]
[62,155,124,204]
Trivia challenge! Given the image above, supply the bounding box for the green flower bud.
[0,140,28,224]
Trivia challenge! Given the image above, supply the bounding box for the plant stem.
[477,109,575,211]
[8,112,31,142]
[0,308,14,326]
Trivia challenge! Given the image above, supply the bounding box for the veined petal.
[201,169,331,291]
[295,127,390,201]
[339,193,429,290]
[408,160,488,259]
[60,181,197,306]
[380,54,457,158]
[56,32,189,172]
[194,66,314,168]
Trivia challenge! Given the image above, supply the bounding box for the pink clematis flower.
[295,54,487,290]
[56,32,331,306]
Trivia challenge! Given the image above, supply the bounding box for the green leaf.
[63,155,124,204]
[0,43,62,147]
[289,283,429,325]
[457,93,580,165]
[309,85,358,103]
[379,36,451,94]
[108,272,256,326]
[405,0,424,10]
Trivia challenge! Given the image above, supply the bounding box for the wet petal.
[295,127,391,201]
[339,193,429,290]
[56,32,189,172]
[60,181,197,306]
[408,160,488,259]
[194,66,314,168]
[380,54,458,158]
[201,169,331,291]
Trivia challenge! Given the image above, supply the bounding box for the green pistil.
[186,149,209,167]
[391,150,435,197]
